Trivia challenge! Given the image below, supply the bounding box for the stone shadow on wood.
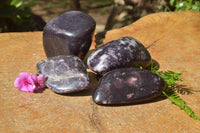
[34,87,47,93]
[174,84,194,95]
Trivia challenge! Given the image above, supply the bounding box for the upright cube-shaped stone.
[43,11,96,60]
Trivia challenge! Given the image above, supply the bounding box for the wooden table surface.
[0,11,200,133]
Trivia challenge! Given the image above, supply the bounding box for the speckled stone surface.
[43,11,96,60]
[37,55,90,94]
[93,68,165,105]
[1,11,200,133]
[87,37,151,73]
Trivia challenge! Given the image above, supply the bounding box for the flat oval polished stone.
[43,11,96,60]
[36,55,90,94]
[93,68,165,105]
[87,37,151,73]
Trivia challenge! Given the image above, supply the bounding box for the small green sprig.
[162,89,200,120]
[141,65,200,120]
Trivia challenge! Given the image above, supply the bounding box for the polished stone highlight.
[87,37,151,73]
[36,55,90,94]
[43,11,96,60]
[93,68,165,105]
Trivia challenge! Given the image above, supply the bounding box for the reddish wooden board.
[0,11,200,132]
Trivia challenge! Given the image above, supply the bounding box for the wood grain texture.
[0,11,200,133]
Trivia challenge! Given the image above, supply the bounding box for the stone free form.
[43,11,96,60]
[36,55,90,94]
[87,37,151,73]
[93,68,165,105]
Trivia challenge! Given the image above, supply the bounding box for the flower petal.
[30,74,37,83]
[38,83,46,89]
[37,75,46,83]
[37,75,46,89]
[28,75,38,91]
[14,77,24,89]
[18,72,30,79]
[28,84,35,92]
[20,84,34,92]
[20,85,30,92]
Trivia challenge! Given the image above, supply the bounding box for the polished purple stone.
[93,68,165,105]
[36,55,90,94]
[43,11,96,60]
[87,37,151,73]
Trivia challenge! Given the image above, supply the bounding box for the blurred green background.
[0,0,199,33]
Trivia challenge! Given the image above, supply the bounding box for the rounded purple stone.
[43,11,96,60]
[36,55,90,94]
[87,37,151,73]
[93,68,165,105]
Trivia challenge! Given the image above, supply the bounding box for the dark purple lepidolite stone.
[36,55,90,94]
[43,11,96,60]
[93,68,165,105]
[87,37,151,73]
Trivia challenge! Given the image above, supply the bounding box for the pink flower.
[30,74,46,90]
[37,75,46,89]
[14,72,46,92]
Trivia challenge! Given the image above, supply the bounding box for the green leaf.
[164,0,200,12]
[170,0,176,6]
[145,64,200,120]
[162,90,200,120]
[10,0,23,8]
